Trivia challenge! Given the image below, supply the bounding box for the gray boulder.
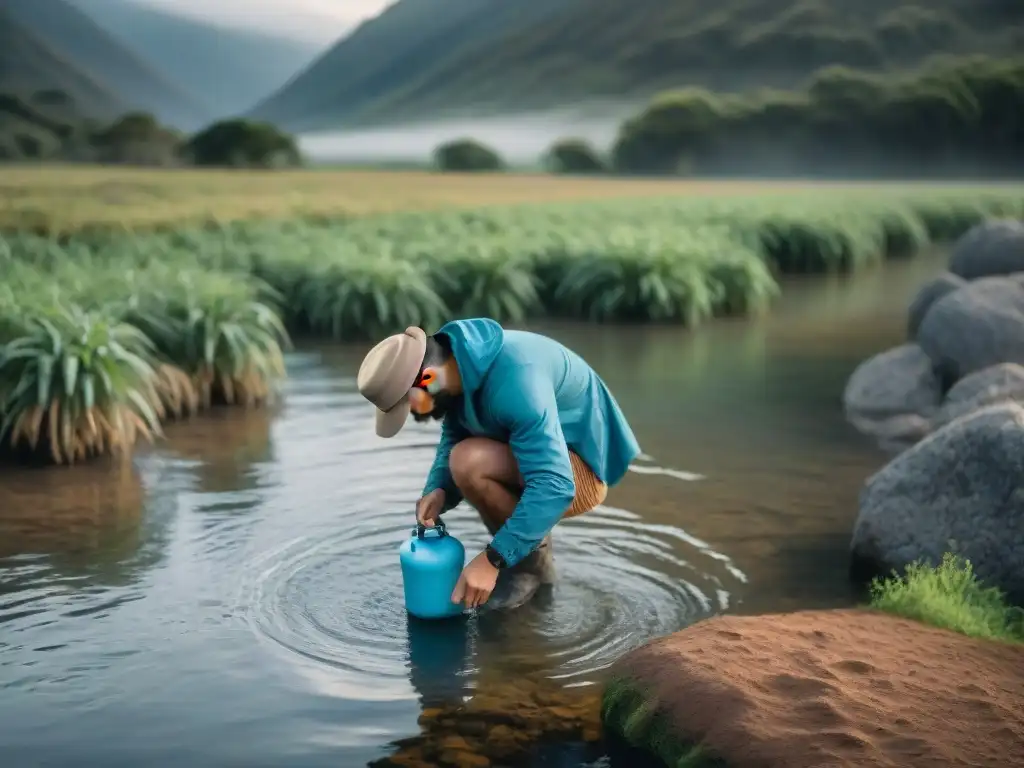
[907,271,966,338]
[949,219,1024,280]
[932,363,1024,429]
[851,402,1024,604]
[916,274,1024,384]
[842,343,942,450]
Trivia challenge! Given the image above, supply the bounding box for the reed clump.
[0,258,290,465]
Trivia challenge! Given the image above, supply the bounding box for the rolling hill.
[0,8,123,119]
[0,9,120,160]
[2,0,209,129]
[66,0,322,116]
[249,0,578,131]
[250,0,1024,131]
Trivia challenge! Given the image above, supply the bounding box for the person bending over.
[357,318,641,611]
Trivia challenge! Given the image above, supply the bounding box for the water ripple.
[239,499,743,702]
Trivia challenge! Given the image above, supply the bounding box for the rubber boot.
[484,536,554,612]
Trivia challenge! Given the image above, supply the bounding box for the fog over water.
[297,109,629,165]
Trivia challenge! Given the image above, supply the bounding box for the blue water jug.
[399,519,466,620]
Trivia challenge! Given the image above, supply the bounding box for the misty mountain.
[250,0,1024,131]
[248,0,578,131]
[0,7,123,119]
[67,0,323,116]
[2,0,209,129]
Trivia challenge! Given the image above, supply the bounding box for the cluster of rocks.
[841,218,1024,602]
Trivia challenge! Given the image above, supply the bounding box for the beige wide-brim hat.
[357,326,427,438]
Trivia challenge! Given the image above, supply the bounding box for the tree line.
[0,92,301,168]
[437,55,1024,178]
[4,53,1022,177]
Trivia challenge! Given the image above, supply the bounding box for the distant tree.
[433,138,504,172]
[92,112,184,166]
[611,55,1024,178]
[184,119,301,168]
[545,138,606,173]
[14,134,43,159]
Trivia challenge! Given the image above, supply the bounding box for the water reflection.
[0,459,166,590]
[159,405,276,494]
[406,615,472,708]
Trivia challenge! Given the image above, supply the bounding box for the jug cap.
[414,518,449,540]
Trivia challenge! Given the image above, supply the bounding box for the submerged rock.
[949,218,1024,280]
[906,271,966,337]
[603,609,1024,768]
[842,343,941,451]
[370,676,602,768]
[932,363,1024,429]
[851,402,1024,603]
[916,274,1024,384]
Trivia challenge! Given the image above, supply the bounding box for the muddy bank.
[603,609,1024,768]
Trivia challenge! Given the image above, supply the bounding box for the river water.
[0,254,943,768]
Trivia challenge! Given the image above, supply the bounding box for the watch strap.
[485,543,508,570]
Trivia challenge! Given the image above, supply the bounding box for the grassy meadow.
[0,165,970,234]
[2,165,1024,465]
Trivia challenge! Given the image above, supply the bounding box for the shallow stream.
[0,254,944,767]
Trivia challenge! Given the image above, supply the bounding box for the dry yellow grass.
[0,164,949,234]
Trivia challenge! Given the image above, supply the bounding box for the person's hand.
[451,550,499,610]
[416,488,446,527]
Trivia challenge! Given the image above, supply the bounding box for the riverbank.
[602,555,1024,768]
[1,176,1022,465]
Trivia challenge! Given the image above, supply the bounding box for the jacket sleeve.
[487,369,575,568]
[422,411,469,511]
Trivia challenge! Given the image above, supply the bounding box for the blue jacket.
[422,318,641,567]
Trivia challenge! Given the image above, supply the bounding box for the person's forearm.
[422,466,463,511]
[488,471,574,567]
[422,416,467,510]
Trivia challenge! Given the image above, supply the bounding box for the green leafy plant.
[430,246,540,322]
[0,304,163,464]
[128,272,291,409]
[295,256,449,340]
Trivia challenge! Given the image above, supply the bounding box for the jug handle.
[415,518,448,539]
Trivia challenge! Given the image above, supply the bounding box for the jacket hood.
[435,318,504,396]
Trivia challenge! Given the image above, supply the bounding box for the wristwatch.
[484,543,508,570]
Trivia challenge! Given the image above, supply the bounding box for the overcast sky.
[130,0,395,45]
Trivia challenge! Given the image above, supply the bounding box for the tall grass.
[869,553,1024,643]
[0,258,291,464]
[5,187,1022,344]
[1,184,1022,464]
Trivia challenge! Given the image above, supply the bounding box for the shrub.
[91,112,184,166]
[0,305,163,465]
[545,138,606,174]
[184,119,302,168]
[433,138,504,172]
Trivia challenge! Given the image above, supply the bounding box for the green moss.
[601,679,726,768]
[868,552,1024,644]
